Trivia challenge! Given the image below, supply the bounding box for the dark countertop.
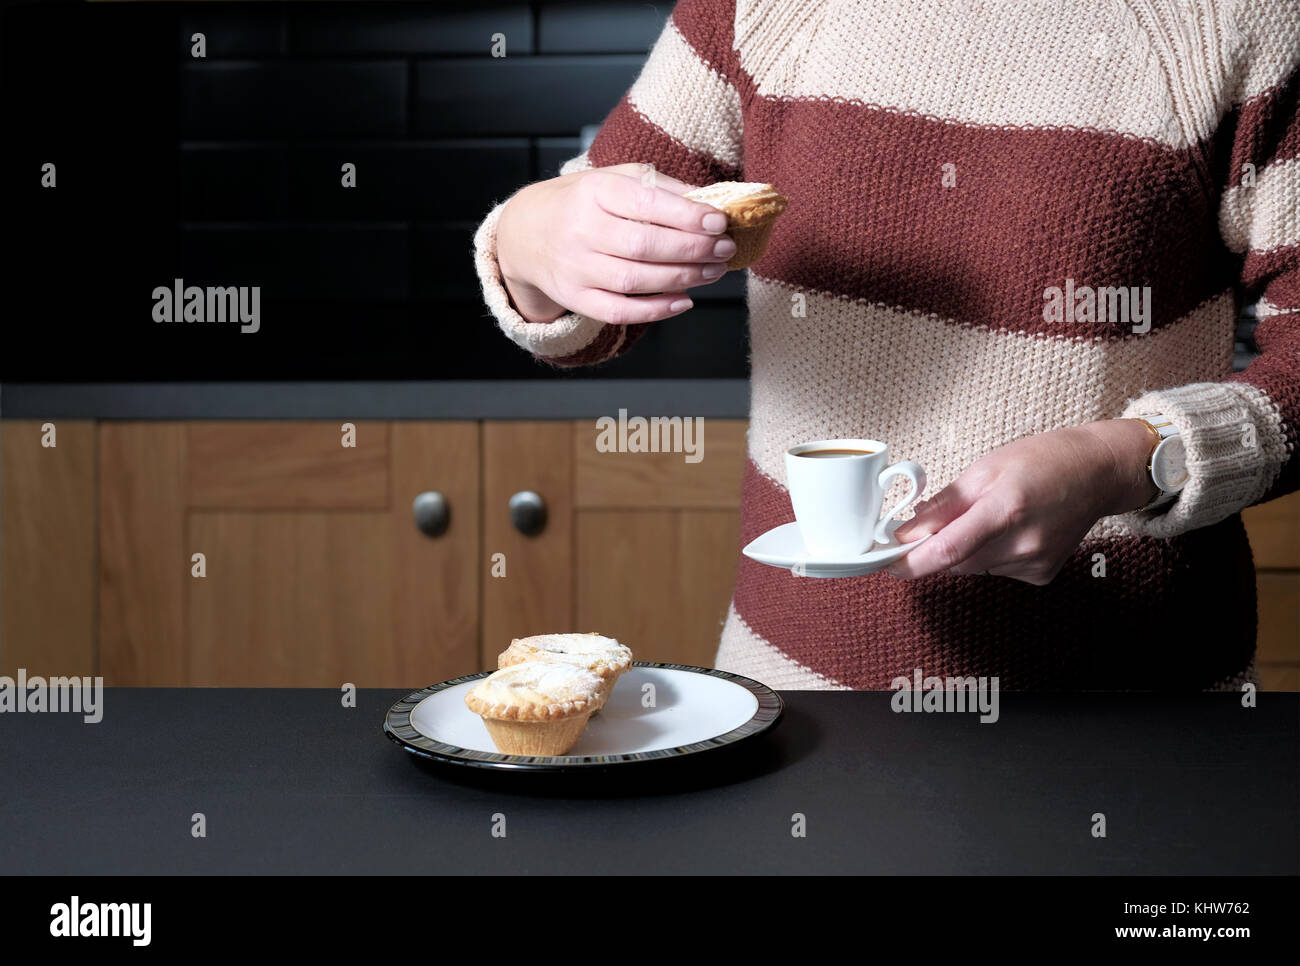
[0,379,751,420]
[2,689,1296,875]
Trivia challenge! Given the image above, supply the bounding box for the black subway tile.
[290,3,532,55]
[536,137,583,179]
[181,63,282,138]
[182,225,409,301]
[282,62,407,137]
[181,145,286,220]
[182,62,406,139]
[287,140,529,221]
[179,7,283,58]
[538,2,668,53]
[594,304,750,378]
[281,225,409,300]
[415,56,643,136]
[10,145,179,237]
[9,2,177,146]
[413,223,485,300]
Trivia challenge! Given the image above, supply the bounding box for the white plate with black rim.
[384,662,784,772]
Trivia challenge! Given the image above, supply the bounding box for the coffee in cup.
[784,438,926,557]
[796,447,876,458]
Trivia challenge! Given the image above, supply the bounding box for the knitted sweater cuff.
[1113,380,1288,537]
[471,196,611,361]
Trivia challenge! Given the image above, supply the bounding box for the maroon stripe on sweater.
[1227,68,1300,183]
[587,94,742,188]
[670,0,748,97]
[742,95,1237,340]
[1236,237,1300,504]
[546,320,649,367]
[1231,297,1300,503]
[732,460,1256,689]
[1241,244,1300,305]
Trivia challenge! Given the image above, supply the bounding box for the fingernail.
[713,237,737,258]
[669,298,693,313]
[702,213,727,233]
[702,263,726,279]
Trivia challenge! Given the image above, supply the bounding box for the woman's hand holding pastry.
[496,163,736,325]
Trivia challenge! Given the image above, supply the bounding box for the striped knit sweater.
[474,0,1300,690]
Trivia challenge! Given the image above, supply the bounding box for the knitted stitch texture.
[472,0,1299,689]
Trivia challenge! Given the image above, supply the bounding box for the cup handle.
[874,461,926,545]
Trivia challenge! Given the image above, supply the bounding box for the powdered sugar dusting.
[516,633,631,660]
[683,181,778,209]
[471,660,604,709]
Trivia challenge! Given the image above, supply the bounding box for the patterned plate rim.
[383,661,784,772]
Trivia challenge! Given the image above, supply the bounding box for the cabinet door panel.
[188,511,392,686]
[1,420,97,676]
[574,418,746,509]
[1256,571,1299,679]
[1245,492,1299,693]
[390,422,480,683]
[99,420,479,686]
[187,421,389,509]
[1243,491,1300,569]
[481,422,573,662]
[1259,666,1299,691]
[576,509,738,667]
[99,423,187,684]
[570,419,745,667]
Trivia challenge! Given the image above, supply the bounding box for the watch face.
[1152,436,1188,491]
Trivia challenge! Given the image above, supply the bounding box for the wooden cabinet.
[0,420,481,686]
[0,420,97,678]
[481,422,575,662]
[94,421,481,686]
[1242,494,1300,691]
[482,420,744,669]
[2,417,1296,688]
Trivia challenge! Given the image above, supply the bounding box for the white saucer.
[742,519,930,578]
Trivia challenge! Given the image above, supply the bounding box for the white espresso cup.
[784,439,926,557]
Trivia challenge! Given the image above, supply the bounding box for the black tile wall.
[182,225,410,301]
[180,63,283,138]
[179,7,284,58]
[4,1,754,381]
[282,63,408,136]
[538,1,669,53]
[597,305,750,379]
[537,136,584,178]
[415,56,643,135]
[286,140,530,220]
[413,223,488,301]
[289,4,534,55]
[181,145,287,220]
[182,62,407,139]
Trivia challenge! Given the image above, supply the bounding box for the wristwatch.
[1133,415,1186,511]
